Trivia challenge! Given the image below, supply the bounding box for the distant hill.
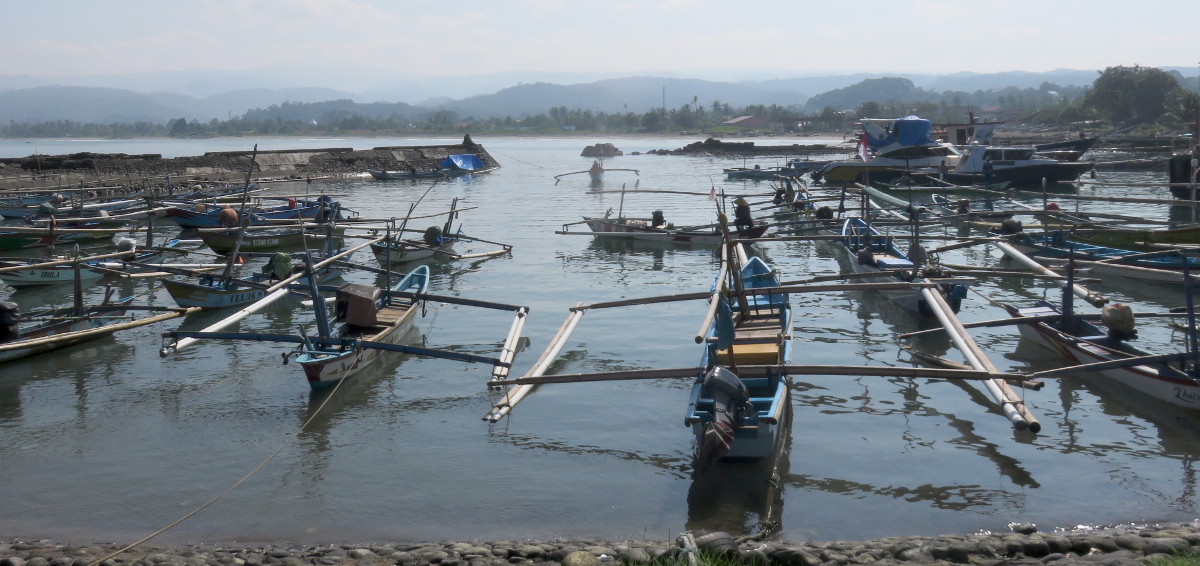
[0,66,1191,126]
[802,77,939,112]
[435,76,810,118]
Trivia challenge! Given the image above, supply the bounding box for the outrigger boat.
[197,223,346,254]
[1009,231,1200,271]
[0,238,184,287]
[159,248,348,310]
[163,195,343,229]
[837,216,968,316]
[567,213,769,244]
[0,292,136,363]
[161,232,528,391]
[483,238,791,465]
[0,224,120,251]
[484,230,1043,461]
[1,274,193,364]
[368,197,514,266]
[368,154,499,180]
[1005,260,1200,410]
[687,243,791,464]
[554,160,639,186]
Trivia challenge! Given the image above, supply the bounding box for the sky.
[6,0,1198,82]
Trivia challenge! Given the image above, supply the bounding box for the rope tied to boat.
[87,365,356,566]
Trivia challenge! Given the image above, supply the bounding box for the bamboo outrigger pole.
[995,240,1107,307]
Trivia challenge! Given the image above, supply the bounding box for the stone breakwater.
[0,135,499,192]
[6,522,1200,566]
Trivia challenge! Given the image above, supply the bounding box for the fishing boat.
[371,198,463,265]
[294,267,429,389]
[197,223,346,254]
[812,116,964,185]
[0,295,137,363]
[0,238,184,287]
[367,168,446,180]
[159,249,347,310]
[940,145,1094,188]
[0,224,118,251]
[1062,225,1200,250]
[1010,231,1200,271]
[686,243,792,465]
[163,196,341,229]
[1005,294,1200,410]
[162,255,528,391]
[838,217,967,316]
[724,159,825,180]
[368,154,498,180]
[553,160,639,186]
[564,213,769,244]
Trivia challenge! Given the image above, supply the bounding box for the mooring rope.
[87,371,353,566]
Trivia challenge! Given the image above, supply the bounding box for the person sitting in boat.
[423,226,444,246]
[0,301,19,343]
[733,197,754,230]
[217,205,238,228]
[651,210,666,229]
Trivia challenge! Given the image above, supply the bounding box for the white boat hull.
[1016,305,1200,410]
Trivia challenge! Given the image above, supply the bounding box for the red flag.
[709,183,717,200]
[858,132,870,161]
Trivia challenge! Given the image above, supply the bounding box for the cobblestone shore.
[6,522,1200,566]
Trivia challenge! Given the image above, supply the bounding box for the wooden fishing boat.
[1063,225,1200,250]
[369,154,498,180]
[0,239,184,287]
[371,198,462,265]
[0,296,135,363]
[1010,231,1200,271]
[553,160,639,186]
[686,245,791,464]
[0,225,117,251]
[367,169,447,180]
[567,215,768,244]
[293,268,429,389]
[159,249,347,310]
[838,216,967,316]
[161,249,528,392]
[198,224,346,254]
[1006,299,1200,410]
[163,196,342,229]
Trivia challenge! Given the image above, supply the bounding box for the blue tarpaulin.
[441,154,484,171]
[865,116,935,149]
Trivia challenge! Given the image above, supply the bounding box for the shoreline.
[6,521,1200,566]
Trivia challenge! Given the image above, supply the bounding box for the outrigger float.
[484,221,1058,467]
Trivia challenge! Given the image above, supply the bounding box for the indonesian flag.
[709,182,717,200]
[858,132,870,161]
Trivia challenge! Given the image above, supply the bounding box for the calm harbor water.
[2,135,1199,545]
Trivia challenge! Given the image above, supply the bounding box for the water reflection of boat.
[686,400,790,537]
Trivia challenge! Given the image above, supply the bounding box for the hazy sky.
[8,0,1198,80]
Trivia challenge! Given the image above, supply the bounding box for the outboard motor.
[0,301,20,343]
[696,367,751,468]
[115,237,137,253]
[651,210,666,228]
[815,206,833,220]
